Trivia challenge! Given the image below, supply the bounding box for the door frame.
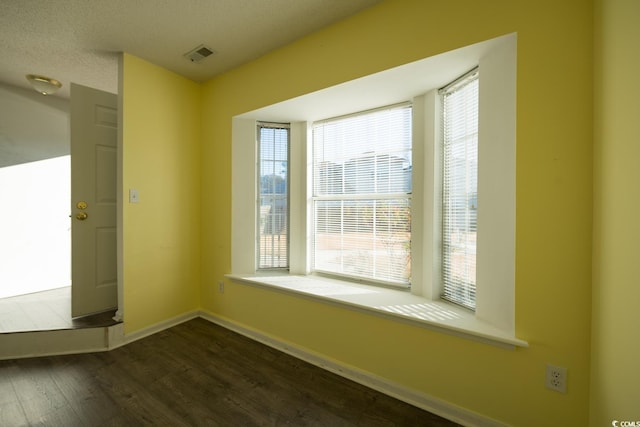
[115,53,124,322]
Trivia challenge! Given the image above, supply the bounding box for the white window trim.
[230,33,522,347]
[231,119,310,275]
[256,122,291,270]
[310,103,413,286]
[226,273,526,349]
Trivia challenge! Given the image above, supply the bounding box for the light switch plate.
[129,188,140,203]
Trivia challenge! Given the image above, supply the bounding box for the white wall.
[0,156,71,298]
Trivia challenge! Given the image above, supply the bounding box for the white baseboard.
[0,310,196,360]
[122,310,199,345]
[0,327,111,360]
[107,322,126,350]
[199,310,507,427]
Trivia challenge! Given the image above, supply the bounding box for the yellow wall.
[591,0,640,424]
[200,1,593,426]
[121,53,201,333]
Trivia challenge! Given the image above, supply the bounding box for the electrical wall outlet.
[218,281,225,293]
[545,364,567,393]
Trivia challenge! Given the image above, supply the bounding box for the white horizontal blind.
[257,123,289,269]
[441,69,479,310]
[312,104,412,286]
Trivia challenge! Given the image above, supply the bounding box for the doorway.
[0,83,118,333]
[0,84,73,332]
[0,155,71,300]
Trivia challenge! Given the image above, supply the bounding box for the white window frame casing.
[310,104,413,287]
[440,69,479,311]
[256,122,291,271]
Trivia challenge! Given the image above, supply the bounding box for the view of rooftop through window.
[312,105,412,285]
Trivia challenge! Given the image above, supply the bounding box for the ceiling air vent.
[184,45,216,63]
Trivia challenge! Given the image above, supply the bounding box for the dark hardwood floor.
[0,318,460,426]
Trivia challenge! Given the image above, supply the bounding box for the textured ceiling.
[0,0,382,98]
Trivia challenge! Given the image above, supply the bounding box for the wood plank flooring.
[0,318,460,426]
[0,287,118,333]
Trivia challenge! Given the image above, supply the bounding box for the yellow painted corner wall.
[591,0,640,424]
[121,53,201,334]
[201,1,593,426]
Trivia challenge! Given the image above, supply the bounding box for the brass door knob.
[76,212,88,220]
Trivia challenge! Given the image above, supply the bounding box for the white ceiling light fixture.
[25,74,62,95]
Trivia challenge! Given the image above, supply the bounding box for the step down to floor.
[0,323,124,360]
[72,309,120,329]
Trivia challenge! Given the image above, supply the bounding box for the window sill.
[225,273,528,350]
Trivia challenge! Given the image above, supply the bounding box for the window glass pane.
[313,199,411,284]
[441,71,478,310]
[258,124,289,269]
[312,105,412,285]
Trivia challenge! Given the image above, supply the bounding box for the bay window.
[231,33,517,342]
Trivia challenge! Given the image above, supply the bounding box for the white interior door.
[70,83,117,317]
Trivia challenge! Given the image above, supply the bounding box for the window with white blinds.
[257,123,290,269]
[233,36,517,335]
[312,104,412,286]
[440,69,479,310]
